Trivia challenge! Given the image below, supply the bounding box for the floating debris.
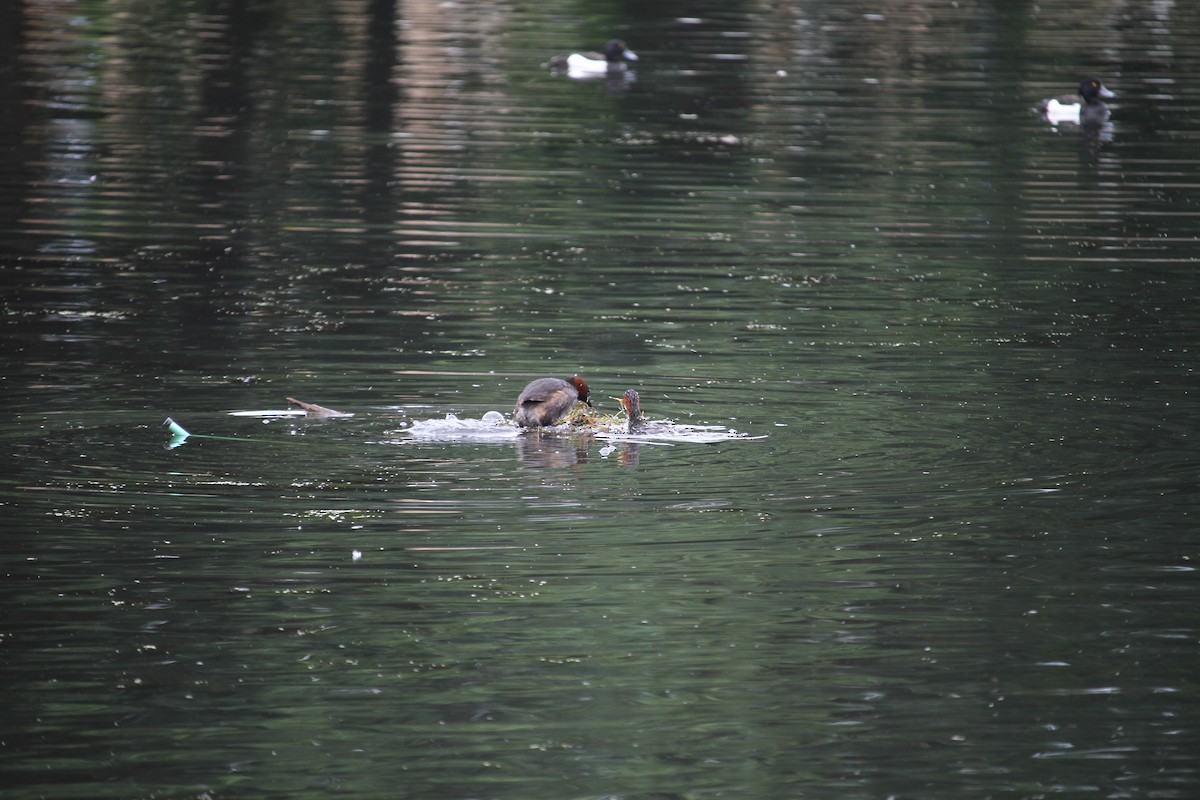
[286,397,355,418]
[227,397,354,418]
[162,417,266,449]
[559,401,623,429]
[228,408,306,418]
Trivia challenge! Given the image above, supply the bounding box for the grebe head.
[610,389,645,432]
[621,389,640,419]
[569,375,592,406]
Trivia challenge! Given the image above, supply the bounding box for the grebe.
[514,376,591,427]
[612,389,647,433]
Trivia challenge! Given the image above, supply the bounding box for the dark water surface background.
[3,1,1199,798]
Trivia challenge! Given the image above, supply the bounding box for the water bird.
[514,376,591,428]
[1038,77,1114,126]
[612,389,647,434]
[545,40,638,77]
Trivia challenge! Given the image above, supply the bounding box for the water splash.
[395,411,764,445]
[400,412,519,441]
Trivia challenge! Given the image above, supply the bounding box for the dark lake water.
[3,1,1199,798]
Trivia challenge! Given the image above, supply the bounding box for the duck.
[1038,77,1114,126]
[514,376,591,428]
[611,389,647,434]
[545,40,638,77]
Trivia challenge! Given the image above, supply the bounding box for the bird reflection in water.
[514,431,591,468]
